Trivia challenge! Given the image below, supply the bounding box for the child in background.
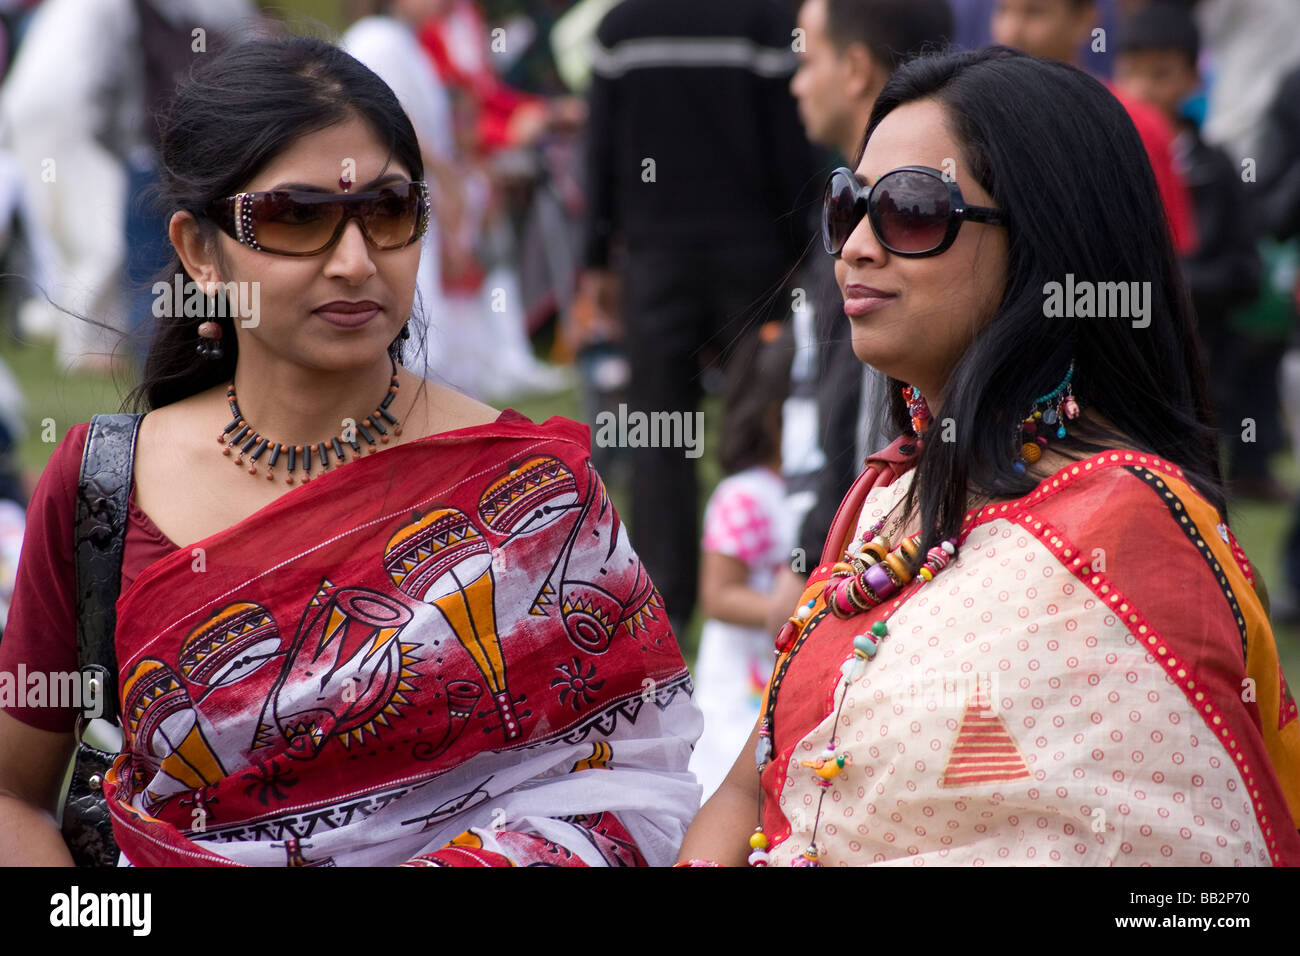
[1115,3,1272,498]
[689,324,795,800]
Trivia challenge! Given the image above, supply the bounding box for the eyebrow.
[265,172,409,192]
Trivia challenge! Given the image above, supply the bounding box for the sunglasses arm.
[962,204,1006,226]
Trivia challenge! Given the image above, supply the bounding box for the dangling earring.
[197,286,224,360]
[902,384,932,436]
[1014,360,1079,473]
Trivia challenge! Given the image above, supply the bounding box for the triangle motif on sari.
[939,679,1032,788]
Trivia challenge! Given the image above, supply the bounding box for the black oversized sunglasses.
[205,180,430,257]
[822,165,1006,258]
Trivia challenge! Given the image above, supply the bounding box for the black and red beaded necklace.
[217,356,404,483]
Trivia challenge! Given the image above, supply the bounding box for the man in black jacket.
[578,0,817,634]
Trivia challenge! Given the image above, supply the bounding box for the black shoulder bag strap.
[63,412,144,866]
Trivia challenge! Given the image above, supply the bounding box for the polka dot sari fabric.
[763,452,1300,866]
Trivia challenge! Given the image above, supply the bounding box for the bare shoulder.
[135,385,222,450]
[410,378,502,436]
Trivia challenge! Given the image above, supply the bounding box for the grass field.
[4,330,1299,685]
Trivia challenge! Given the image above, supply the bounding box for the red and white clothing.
[763,451,1300,865]
[2,412,702,866]
[690,466,792,799]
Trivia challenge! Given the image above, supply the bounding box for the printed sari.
[762,448,1300,865]
[103,414,701,866]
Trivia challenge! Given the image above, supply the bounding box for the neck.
[228,351,400,447]
[836,90,882,162]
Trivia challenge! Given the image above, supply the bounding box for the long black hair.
[853,46,1224,554]
[126,32,428,412]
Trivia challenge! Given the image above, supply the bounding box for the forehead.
[1116,47,1192,70]
[243,115,407,192]
[856,99,961,182]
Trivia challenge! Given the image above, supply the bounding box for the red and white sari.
[103,414,701,866]
[763,449,1300,865]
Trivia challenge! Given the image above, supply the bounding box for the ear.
[168,210,223,293]
[841,42,881,103]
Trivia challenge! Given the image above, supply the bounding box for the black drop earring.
[197,294,224,360]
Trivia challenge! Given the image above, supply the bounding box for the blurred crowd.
[1,0,1300,797]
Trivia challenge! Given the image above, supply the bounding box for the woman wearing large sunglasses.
[678,46,1300,867]
[0,35,701,866]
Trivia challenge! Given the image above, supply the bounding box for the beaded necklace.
[218,356,404,483]
[747,491,959,866]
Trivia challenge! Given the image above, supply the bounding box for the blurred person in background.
[415,0,577,401]
[690,324,794,801]
[577,0,815,637]
[1252,60,1300,620]
[769,0,954,638]
[1193,0,1300,167]
[1114,1,1263,495]
[951,0,1117,75]
[991,0,1197,256]
[0,0,256,374]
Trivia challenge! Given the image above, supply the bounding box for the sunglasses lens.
[823,173,861,254]
[243,184,425,254]
[870,170,951,255]
[361,187,423,248]
[253,194,343,254]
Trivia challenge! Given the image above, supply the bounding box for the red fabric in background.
[1110,85,1198,256]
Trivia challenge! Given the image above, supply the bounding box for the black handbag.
[60,412,145,867]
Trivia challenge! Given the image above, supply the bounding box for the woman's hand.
[0,710,76,865]
[676,718,763,866]
[698,551,775,629]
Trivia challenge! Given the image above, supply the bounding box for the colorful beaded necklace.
[217,356,404,483]
[748,495,959,866]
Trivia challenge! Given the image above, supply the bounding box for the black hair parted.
[127,31,427,412]
[851,46,1224,554]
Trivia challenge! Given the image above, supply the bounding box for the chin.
[848,328,898,373]
[305,341,395,372]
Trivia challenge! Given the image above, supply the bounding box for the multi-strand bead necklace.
[748,496,959,866]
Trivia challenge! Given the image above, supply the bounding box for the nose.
[322,217,377,283]
[838,201,886,265]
